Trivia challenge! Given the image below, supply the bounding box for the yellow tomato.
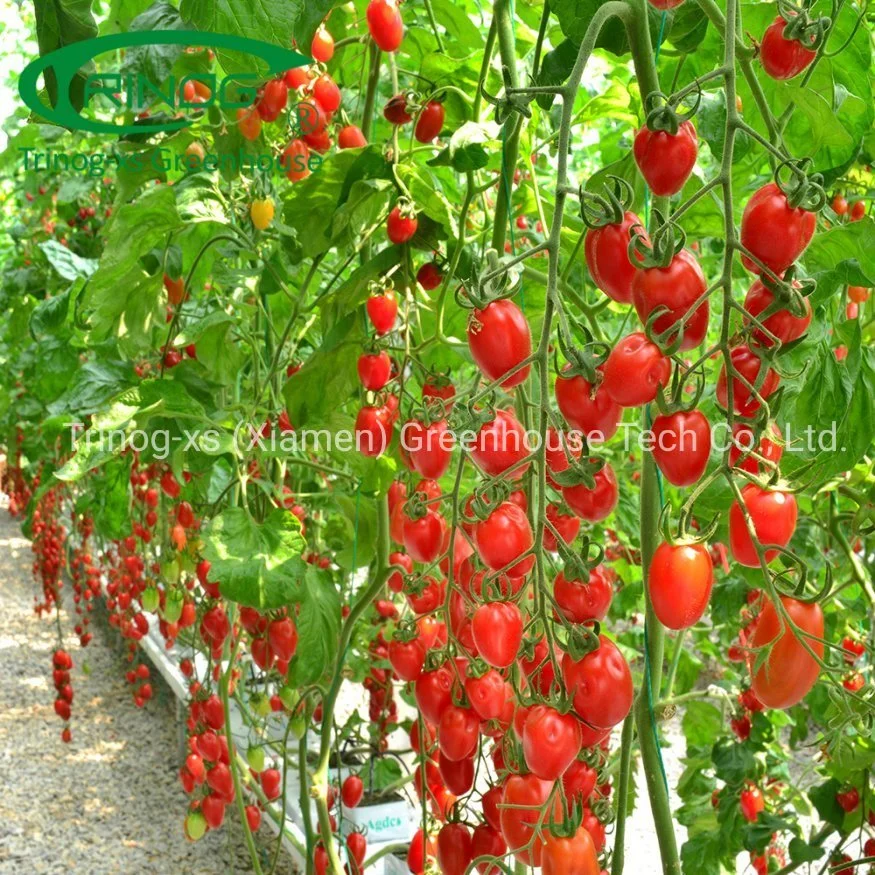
[250,198,275,230]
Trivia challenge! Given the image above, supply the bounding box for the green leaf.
[32,0,98,114]
[120,1,184,91]
[808,778,845,828]
[89,455,133,539]
[282,312,363,428]
[680,830,732,875]
[82,185,182,355]
[289,565,341,685]
[682,701,723,747]
[203,507,306,611]
[47,360,133,418]
[533,39,579,110]
[550,0,664,57]
[428,121,499,172]
[667,3,708,53]
[293,0,335,50]
[788,837,825,865]
[180,0,303,76]
[711,738,756,786]
[29,283,79,337]
[39,240,98,281]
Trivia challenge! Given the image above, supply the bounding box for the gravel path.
[0,507,294,875]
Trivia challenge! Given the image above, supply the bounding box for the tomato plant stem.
[610,714,636,875]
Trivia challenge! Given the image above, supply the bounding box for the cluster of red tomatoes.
[51,648,75,744]
[312,776,369,874]
[29,485,67,619]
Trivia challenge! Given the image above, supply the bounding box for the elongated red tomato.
[740,183,815,274]
[415,100,445,143]
[465,669,507,720]
[562,462,618,522]
[414,664,454,724]
[471,409,530,479]
[760,16,817,80]
[545,427,583,487]
[471,824,507,875]
[716,345,780,417]
[554,366,622,441]
[633,120,698,196]
[366,0,404,51]
[403,509,447,563]
[729,484,797,567]
[553,566,613,623]
[354,405,392,456]
[404,418,452,479]
[729,422,783,474]
[750,596,824,708]
[543,502,580,552]
[387,206,418,243]
[500,774,561,866]
[743,279,812,346]
[437,822,474,875]
[602,332,671,407]
[541,827,600,875]
[475,501,534,577]
[632,249,709,351]
[649,541,714,629]
[467,299,532,388]
[651,409,711,487]
[562,636,633,729]
[439,705,480,761]
[357,351,391,390]
[522,705,582,781]
[472,601,523,668]
[585,211,646,303]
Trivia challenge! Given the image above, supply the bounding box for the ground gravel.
[0,508,295,875]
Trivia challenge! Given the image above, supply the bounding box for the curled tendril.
[776,0,832,50]
[579,176,634,229]
[776,158,827,211]
[656,361,707,416]
[480,65,533,125]
[562,536,605,581]
[643,88,701,135]
[565,624,601,661]
[448,394,496,437]
[555,318,610,383]
[759,266,816,320]
[455,249,522,310]
[463,479,512,524]
[658,501,719,545]
[629,211,686,269]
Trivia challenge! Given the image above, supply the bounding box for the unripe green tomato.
[185,810,207,841]
[142,585,160,613]
[247,746,266,772]
[289,713,306,740]
[279,685,299,711]
[251,692,272,718]
[162,588,183,623]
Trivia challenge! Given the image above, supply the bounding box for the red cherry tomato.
[632,248,709,351]
[650,409,711,487]
[475,501,535,577]
[716,345,780,417]
[729,484,797,567]
[470,409,530,479]
[602,332,671,407]
[743,278,812,346]
[749,596,823,708]
[562,462,618,522]
[541,826,600,875]
[472,601,523,669]
[760,16,817,80]
[415,100,445,143]
[367,0,404,52]
[562,635,633,729]
[648,541,714,629]
[467,299,532,389]
[554,366,621,441]
[387,205,418,243]
[522,705,582,781]
[553,566,613,623]
[633,120,698,196]
[585,211,646,303]
[499,774,562,866]
[740,182,815,274]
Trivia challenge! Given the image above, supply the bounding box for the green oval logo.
[19,30,309,135]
